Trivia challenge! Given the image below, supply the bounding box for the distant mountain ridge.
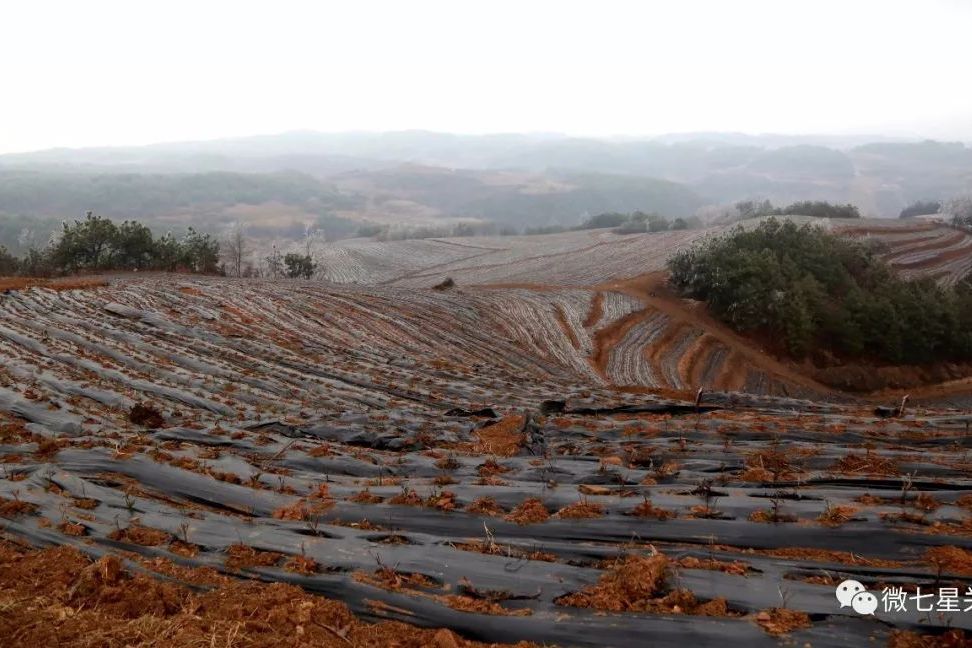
[1,131,971,251]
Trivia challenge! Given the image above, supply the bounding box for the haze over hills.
[1,130,972,253]
[7,1,972,644]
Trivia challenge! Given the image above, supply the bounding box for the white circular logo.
[851,591,878,615]
[836,579,876,615]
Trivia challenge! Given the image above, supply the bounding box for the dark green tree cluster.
[667,218,972,363]
[579,211,693,233]
[899,200,941,218]
[283,253,317,279]
[0,245,18,275]
[355,220,502,241]
[734,199,777,219]
[783,201,860,218]
[734,199,860,220]
[0,212,220,277]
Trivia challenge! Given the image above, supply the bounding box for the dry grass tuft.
[555,499,604,519]
[504,498,550,525]
[754,608,812,636]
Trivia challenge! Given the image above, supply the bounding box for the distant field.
[319,228,712,287]
[836,218,972,285]
[320,218,972,288]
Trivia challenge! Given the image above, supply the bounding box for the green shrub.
[283,253,316,279]
[667,217,972,364]
[899,200,941,218]
[10,212,221,276]
[777,201,860,219]
[0,245,18,275]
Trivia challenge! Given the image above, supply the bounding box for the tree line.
[0,212,220,277]
[734,199,861,220]
[0,169,357,220]
[579,200,863,235]
[0,212,320,280]
[896,196,972,226]
[577,211,695,233]
[667,217,972,365]
[351,210,703,241]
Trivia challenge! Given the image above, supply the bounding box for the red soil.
[889,629,970,648]
[475,415,526,457]
[0,540,534,648]
[0,277,108,292]
[629,498,676,520]
[754,608,812,636]
[504,498,550,525]
[557,554,733,617]
[925,546,972,576]
[555,499,605,519]
[467,496,505,516]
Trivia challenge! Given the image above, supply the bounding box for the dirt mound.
[224,544,283,570]
[467,496,505,516]
[432,277,456,291]
[555,499,604,519]
[556,554,732,617]
[504,498,550,525]
[889,629,969,648]
[129,403,164,428]
[926,546,972,576]
[108,525,171,546]
[475,415,526,457]
[629,498,676,520]
[0,496,37,517]
[557,554,669,611]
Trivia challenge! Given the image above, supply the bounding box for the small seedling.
[123,489,137,513]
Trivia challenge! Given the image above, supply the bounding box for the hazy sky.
[3,0,971,153]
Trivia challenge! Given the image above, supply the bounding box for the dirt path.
[874,375,972,404]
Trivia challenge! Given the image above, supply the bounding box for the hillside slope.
[1,277,971,646]
[322,219,972,288]
[837,219,972,285]
[316,220,972,400]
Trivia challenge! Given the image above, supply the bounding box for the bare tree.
[302,224,327,279]
[222,222,249,277]
[265,243,283,279]
[945,195,972,227]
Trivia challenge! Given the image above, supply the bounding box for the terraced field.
[0,278,809,426]
[2,222,972,647]
[319,228,711,288]
[320,220,972,292]
[837,220,972,285]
